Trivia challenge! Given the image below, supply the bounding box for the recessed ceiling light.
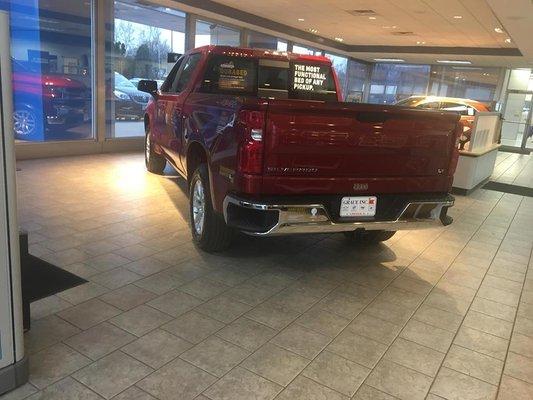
[334,37,344,42]
[297,18,305,22]
[494,27,504,33]
[368,16,377,20]
[391,25,397,28]
[382,26,391,29]
[437,60,472,64]
[505,38,512,43]
[308,28,319,34]
[453,15,463,19]
[374,58,405,62]
[416,41,426,45]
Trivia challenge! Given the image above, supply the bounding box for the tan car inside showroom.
[1,0,533,399]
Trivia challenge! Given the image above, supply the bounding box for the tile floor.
[492,152,533,188]
[2,152,533,400]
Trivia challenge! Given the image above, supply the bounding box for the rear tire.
[189,164,233,252]
[145,126,166,174]
[343,230,396,243]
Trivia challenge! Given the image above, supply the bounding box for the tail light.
[237,109,265,175]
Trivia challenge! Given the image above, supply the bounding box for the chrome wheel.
[192,179,205,235]
[13,109,36,137]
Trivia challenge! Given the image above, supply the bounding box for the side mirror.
[137,80,158,96]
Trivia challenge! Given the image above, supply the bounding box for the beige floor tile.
[57,282,109,305]
[400,319,454,353]
[481,275,524,294]
[347,313,402,345]
[477,285,521,307]
[470,297,517,322]
[226,282,278,306]
[423,291,471,316]
[216,317,277,352]
[271,324,330,360]
[353,384,396,400]
[133,271,184,295]
[507,349,533,382]
[64,322,136,360]
[179,278,231,301]
[203,367,282,400]
[498,375,533,400]
[514,316,533,337]
[303,351,370,396]
[90,268,143,290]
[455,326,509,361]
[509,333,533,359]
[431,367,498,400]
[26,377,103,400]
[24,315,80,354]
[195,294,252,324]
[463,310,514,339]
[137,358,216,400]
[318,291,367,319]
[268,287,320,313]
[85,253,131,272]
[366,359,433,400]
[363,298,414,326]
[29,343,91,389]
[147,290,203,317]
[161,311,224,344]
[73,351,153,399]
[245,300,300,330]
[110,305,173,337]
[99,285,157,311]
[122,257,171,277]
[241,343,309,387]
[276,376,348,400]
[180,336,249,377]
[113,244,157,261]
[30,295,72,321]
[57,299,121,330]
[295,307,350,338]
[384,337,445,377]
[60,263,100,279]
[111,386,156,400]
[327,330,387,368]
[443,344,504,385]
[413,304,464,333]
[122,329,192,369]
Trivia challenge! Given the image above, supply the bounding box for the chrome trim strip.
[223,195,454,236]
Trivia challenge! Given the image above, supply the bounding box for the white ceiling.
[179,0,533,67]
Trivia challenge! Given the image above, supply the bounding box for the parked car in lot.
[11,59,88,140]
[395,96,490,150]
[139,46,461,252]
[129,77,164,90]
[113,72,151,120]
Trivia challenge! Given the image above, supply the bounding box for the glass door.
[500,90,533,150]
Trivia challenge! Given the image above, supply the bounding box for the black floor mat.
[22,254,87,303]
[483,181,533,197]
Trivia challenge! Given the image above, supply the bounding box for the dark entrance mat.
[19,232,87,330]
[498,146,531,155]
[483,181,533,197]
[22,254,87,303]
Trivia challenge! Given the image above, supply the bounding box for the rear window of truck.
[200,54,337,101]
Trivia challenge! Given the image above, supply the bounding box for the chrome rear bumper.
[223,194,454,236]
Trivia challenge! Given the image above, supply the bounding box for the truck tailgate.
[262,100,460,194]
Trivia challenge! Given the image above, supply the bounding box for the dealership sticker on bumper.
[340,196,377,217]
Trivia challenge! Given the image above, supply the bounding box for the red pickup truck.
[139,46,460,252]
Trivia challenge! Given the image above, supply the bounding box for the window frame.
[172,52,203,93]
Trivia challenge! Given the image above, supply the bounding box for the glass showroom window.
[105,0,186,138]
[195,20,240,47]
[8,0,94,142]
[369,63,430,104]
[325,53,348,98]
[246,30,287,52]
[428,66,503,105]
[345,60,369,102]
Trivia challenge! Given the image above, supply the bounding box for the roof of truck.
[190,45,333,64]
